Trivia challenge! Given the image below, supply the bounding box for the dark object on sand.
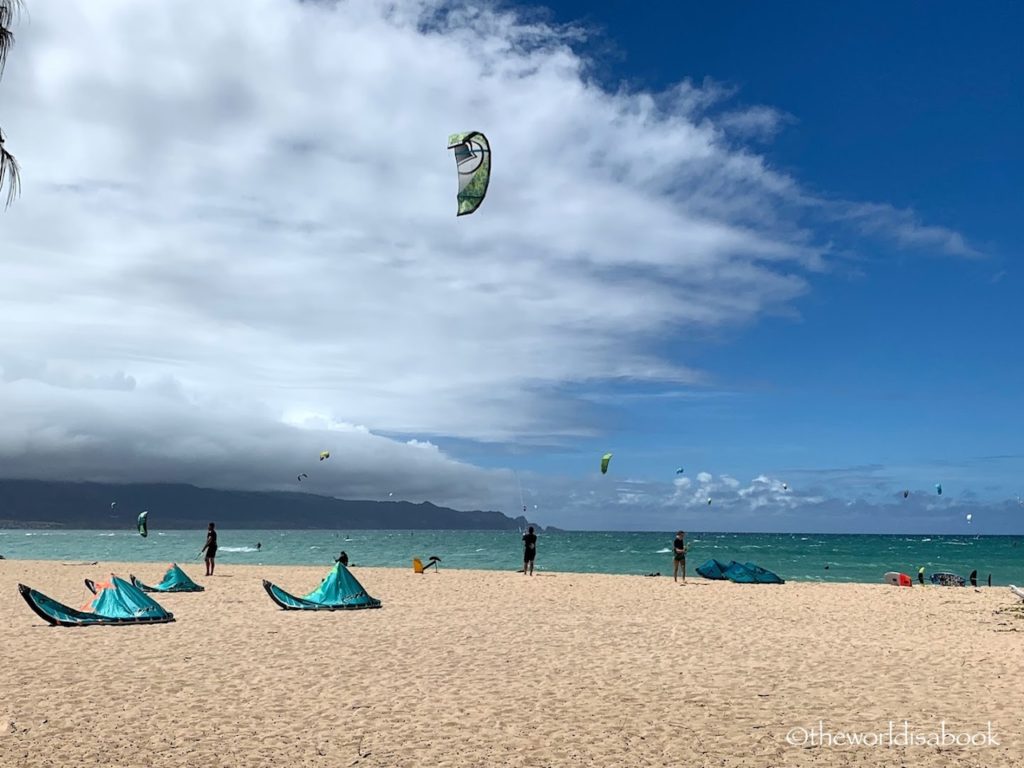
[969,570,978,587]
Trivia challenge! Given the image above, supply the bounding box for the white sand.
[1,560,1022,767]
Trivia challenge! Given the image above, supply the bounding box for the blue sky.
[1,0,1021,532]
[457,1,1024,492]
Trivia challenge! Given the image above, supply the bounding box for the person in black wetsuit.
[200,522,218,576]
[522,526,537,576]
[335,550,349,566]
[672,531,687,583]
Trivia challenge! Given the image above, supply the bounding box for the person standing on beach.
[200,522,218,576]
[522,526,537,575]
[673,531,687,583]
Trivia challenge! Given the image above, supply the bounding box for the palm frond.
[0,128,20,208]
[0,0,23,76]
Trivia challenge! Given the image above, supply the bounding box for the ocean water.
[2,529,1022,585]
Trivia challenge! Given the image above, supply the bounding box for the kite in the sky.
[903,490,910,499]
[707,497,712,505]
[137,510,149,538]
[676,467,685,475]
[935,483,943,496]
[297,473,308,482]
[782,483,789,491]
[966,513,973,524]
[319,451,331,462]
[600,453,613,475]
[448,131,491,216]
[110,501,117,511]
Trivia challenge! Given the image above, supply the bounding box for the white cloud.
[0,0,977,516]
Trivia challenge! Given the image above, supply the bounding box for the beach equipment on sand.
[130,563,204,593]
[695,559,731,580]
[262,563,381,611]
[723,561,785,584]
[1009,585,1024,601]
[884,571,913,587]
[19,576,175,627]
[412,556,441,574]
[929,572,966,587]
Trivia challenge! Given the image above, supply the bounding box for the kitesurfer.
[200,522,218,576]
[673,531,687,583]
[522,526,537,576]
[335,550,349,566]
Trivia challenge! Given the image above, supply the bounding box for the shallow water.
[2,529,1022,585]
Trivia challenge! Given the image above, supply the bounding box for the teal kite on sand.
[131,563,204,593]
[19,576,175,626]
[262,562,381,611]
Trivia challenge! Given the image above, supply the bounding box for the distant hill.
[0,480,542,531]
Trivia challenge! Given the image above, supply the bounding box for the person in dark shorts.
[200,522,218,576]
[335,550,349,566]
[673,531,687,583]
[522,526,538,576]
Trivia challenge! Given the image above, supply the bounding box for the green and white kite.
[448,131,491,216]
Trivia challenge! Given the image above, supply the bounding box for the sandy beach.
[1,560,1022,767]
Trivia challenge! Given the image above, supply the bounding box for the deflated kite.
[448,131,491,216]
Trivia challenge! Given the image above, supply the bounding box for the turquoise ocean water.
[1,529,1022,585]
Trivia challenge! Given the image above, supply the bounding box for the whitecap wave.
[219,546,257,553]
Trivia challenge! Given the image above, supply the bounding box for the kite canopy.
[903,490,909,498]
[19,576,174,626]
[131,564,204,593]
[263,563,381,611]
[448,131,491,216]
[675,467,685,475]
[723,561,785,584]
[695,559,731,580]
[935,483,943,496]
[137,510,149,538]
[600,453,613,475]
[319,451,330,461]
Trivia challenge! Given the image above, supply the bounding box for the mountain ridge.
[0,480,543,531]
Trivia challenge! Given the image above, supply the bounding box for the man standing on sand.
[200,522,218,576]
[673,531,687,583]
[522,526,538,575]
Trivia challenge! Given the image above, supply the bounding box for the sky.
[0,0,1021,532]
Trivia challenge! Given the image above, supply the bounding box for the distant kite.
[448,131,491,216]
[782,483,789,491]
[137,510,149,538]
[600,453,613,475]
[935,483,943,496]
[676,467,685,475]
[903,490,910,499]
[707,497,713,505]
[319,451,331,461]
[297,473,308,482]
[966,513,973,524]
